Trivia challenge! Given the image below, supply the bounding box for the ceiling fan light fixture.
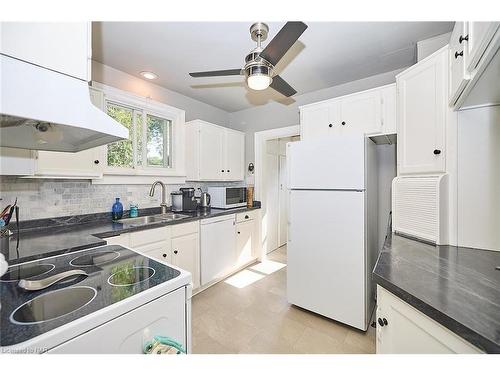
[247,74,272,91]
[140,71,158,80]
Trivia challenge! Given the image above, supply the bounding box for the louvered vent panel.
[393,177,440,242]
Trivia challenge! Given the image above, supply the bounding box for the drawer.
[236,210,257,223]
[171,221,199,238]
[129,226,171,247]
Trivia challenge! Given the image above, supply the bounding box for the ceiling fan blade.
[270,75,297,97]
[259,21,308,66]
[189,69,242,77]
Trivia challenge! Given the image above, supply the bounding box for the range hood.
[0,55,128,152]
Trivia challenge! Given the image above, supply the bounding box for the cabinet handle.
[377,317,388,327]
[459,34,469,44]
[94,160,100,164]
[341,121,346,126]
[433,149,441,155]
[162,253,167,258]
[455,51,463,59]
[173,250,178,254]
[328,123,333,128]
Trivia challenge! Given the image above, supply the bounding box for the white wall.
[228,68,406,168]
[457,105,500,251]
[417,32,452,61]
[377,144,397,249]
[92,61,230,125]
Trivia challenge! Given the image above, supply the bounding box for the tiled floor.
[191,245,376,354]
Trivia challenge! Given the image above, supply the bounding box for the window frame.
[91,83,186,181]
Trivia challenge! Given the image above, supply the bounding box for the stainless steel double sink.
[117,213,190,226]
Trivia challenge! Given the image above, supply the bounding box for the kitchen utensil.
[18,269,89,291]
[170,191,183,212]
[199,189,211,209]
[0,205,11,218]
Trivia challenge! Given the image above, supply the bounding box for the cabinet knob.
[455,51,463,59]
[227,170,230,172]
[173,250,178,254]
[94,160,100,164]
[245,215,249,219]
[162,253,167,258]
[377,318,384,327]
[221,170,225,172]
[341,121,346,126]
[433,149,441,155]
[237,231,241,234]
[383,318,388,326]
[459,34,469,44]
[328,124,333,128]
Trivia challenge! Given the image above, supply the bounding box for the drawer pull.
[173,250,178,254]
[459,34,468,44]
[245,215,249,219]
[455,51,463,59]
[162,253,167,258]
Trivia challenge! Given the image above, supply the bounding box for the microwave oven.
[207,186,247,209]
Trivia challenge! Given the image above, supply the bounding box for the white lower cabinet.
[235,215,257,267]
[376,286,482,354]
[171,229,200,289]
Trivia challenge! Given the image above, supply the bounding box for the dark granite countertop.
[1,204,260,266]
[373,229,500,353]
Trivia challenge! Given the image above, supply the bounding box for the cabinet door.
[224,130,245,181]
[376,286,482,354]
[397,48,447,174]
[135,241,171,264]
[0,147,34,176]
[340,90,382,135]
[236,220,255,266]
[466,22,499,71]
[171,233,200,289]
[35,148,102,178]
[300,101,340,140]
[199,124,224,180]
[0,22,91,81]
[449,22,470,105]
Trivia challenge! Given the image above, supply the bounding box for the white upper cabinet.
[449,22,470,105]
[397,47,448,175]
[466,22,499,71]
[300,101,340,140]
[185,120,245,181]
[0,22,91,81]
[340,89,382,135]
[299,84,396,140]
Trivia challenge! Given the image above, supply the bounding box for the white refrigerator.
[286,135,379,331]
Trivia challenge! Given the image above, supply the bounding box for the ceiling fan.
[189,21,308,97]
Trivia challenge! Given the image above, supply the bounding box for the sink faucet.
[149,181,168,214]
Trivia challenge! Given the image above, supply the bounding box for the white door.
[199,124,224,180]
[135,241,171,264]
[287,189,367,330]
[224,129,244,181]
[264,152,279,254]
[236,220,254,266]
[397,48,447,174]
[287,136,365,190]
[449,22,470,104]
[466,22,499,70]
[172,233,200,289]
[278,155,288,247]
[340,90,382,135]
[200,215,236,285]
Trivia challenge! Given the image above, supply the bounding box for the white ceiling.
[92,22,453,112]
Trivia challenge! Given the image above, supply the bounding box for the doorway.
[255,126,300,256]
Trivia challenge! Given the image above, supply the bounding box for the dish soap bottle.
[112,198,123,220]
[129,203,139,218]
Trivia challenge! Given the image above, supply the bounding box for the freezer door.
[287,189,367,330]
[287,136,365,190]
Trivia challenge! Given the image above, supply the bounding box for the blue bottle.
[112,198,123,220]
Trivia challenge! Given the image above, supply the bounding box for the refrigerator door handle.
[287,190,292,243]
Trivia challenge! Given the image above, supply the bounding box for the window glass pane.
[146,114,171,167]
[106,103,133,168]
[135,112,144,167]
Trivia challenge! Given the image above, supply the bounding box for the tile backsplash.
[0,177,241,221]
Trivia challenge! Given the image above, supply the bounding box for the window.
[105,102,172,170]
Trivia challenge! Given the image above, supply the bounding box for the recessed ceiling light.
[140,71,158,80]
